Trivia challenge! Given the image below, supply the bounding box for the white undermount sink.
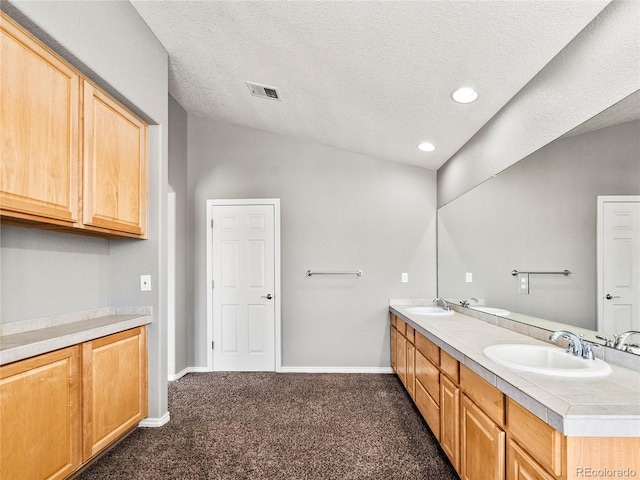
[406,306,454,316]
[471,306,510,316]
[483,344,612,377]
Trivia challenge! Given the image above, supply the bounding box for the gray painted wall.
[188,118,437,368]
[438,120,640,329]
[437,0,640,207]
[168,95,189,375]
[2,1,169,421]
[0,227,110,322]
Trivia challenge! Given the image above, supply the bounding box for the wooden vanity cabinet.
[0,346,81,480]
[391,312,640,480]
[82,326,148,461]
[0,13,80,226]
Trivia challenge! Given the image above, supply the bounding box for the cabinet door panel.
[83,327,148,460]
[406,342,415,398]
[0,346,81,480]
[507,439,554,480]
[461,394,505,480]
[415,379,440,440]
[396,330,406,385]
[416,349,439,402]
[1,13,79,224]
[83,81,147,237]
[440,374,460,473]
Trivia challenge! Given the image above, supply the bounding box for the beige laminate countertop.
[390,305,640,438]
[0,310,151,366]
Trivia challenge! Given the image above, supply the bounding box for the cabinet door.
[83,81,147,237]
[1,13,80,224]
[507,439,554,480]
[461,394,505,480]
[396,330,406,385]
[0,346,81,480]
[82,327,148,460]
[440,374,460,473]
[390,324,397,372]
[406,341,415,399]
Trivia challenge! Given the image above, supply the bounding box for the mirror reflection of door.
[598,196,640,335]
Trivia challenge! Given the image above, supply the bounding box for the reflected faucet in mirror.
[460,297,478,308]
[597,331,640,353]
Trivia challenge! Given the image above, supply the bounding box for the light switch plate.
[401,273,408,283]
[140,275,151,291]
[466,272,473,283]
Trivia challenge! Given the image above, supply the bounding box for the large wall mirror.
[438,90,640,354]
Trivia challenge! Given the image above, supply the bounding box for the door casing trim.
[206,198,282,372]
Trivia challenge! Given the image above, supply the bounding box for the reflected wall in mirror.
[438,92,640,351]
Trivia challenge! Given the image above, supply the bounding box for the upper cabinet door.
[0,13,80,224]
[83,81,147,238]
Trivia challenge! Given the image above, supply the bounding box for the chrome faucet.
[614,331,640,351]
[460,298,478,308]
[433,297,452,311]
[549,331,584,358]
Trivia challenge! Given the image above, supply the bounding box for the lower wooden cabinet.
[507,439,554,480]
[460,393,506,480]
[0,346,81,480]
[440,373,460,473]
[82,327,148,460]
[0,326,147,479]
[390,312,640,480]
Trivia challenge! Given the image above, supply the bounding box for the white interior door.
[599,197,640,335]
[211,203,276,371]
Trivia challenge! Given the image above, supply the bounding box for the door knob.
[605,294,620,300]
[261,294,273,300]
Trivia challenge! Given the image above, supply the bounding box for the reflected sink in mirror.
[483,344,612,377]
[471,306,510,316]
[406,307,455,316]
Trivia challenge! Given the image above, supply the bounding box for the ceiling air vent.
[246,81,281,101]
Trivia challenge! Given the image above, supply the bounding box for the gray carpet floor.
[77,372,459,479]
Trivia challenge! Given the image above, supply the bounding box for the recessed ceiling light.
[452,87,478,104]
[417,142,436,152]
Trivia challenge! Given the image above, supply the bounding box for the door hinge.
[212,280,215,289]
[212,341,215,349]
[211,219,214,228]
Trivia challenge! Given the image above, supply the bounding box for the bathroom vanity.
[390,304,640,480]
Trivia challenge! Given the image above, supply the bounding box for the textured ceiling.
[131,0,609,170]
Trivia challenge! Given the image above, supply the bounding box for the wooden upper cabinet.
[0,13,80,224]
[83,81,148,238]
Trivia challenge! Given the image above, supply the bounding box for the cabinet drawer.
[507,438,555,480]
[405,325,415,344]
[415,332,439,366]
[396,318,407,337]
[440,349,459,383]
[507,399,563,477]
[415,379,440,441]
[460,364,504,427]
[415,350,440,404]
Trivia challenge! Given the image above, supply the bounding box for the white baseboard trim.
[278,366,394,374]
[168,366,211,381]
[139,412,170,428]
